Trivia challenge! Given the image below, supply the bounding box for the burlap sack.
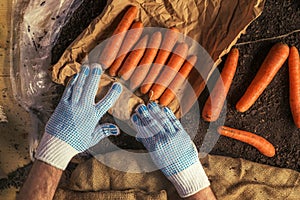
[51,0,265,120]
[54,188,167,200]
[53,150,300,200]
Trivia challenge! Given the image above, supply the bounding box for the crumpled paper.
[51,0,265,120]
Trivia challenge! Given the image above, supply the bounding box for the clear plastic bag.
[10,0,85,159]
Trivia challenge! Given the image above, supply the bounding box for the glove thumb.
[90,123,120,147]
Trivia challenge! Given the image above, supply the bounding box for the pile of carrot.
[99,6,300,158]
[100,5,197,107]
[99,6,138,68]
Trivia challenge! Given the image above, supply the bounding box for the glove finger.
[131,114,152,142]
[163,107,183,130]
[72,65,90,104]
[96,82,122,116]
[90,123,120,147]
[131,114,146,141]
[62,73,78,102]
[147,102,176,133]
[81,63,103,103]
[135,104,164,136]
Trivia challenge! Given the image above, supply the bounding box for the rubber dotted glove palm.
[35,64,122,170]
[131,102,210,198]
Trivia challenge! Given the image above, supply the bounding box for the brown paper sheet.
[51,0,265,120]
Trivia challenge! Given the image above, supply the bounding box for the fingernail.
[112,83,122,93]
[92,67,102,75]
[137,104,147,114]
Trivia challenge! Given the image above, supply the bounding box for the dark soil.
[2,0,299,192]
[200,0,300,171]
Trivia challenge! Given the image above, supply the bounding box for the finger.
[89,123,120,147]
[131,114,143,132]
[147,102,176,133]
[131,114,151,142]
[135,104,153,125]
[81,63,103,104]
[62,73,78,102]
[96,82,122,116]
[163,107,183,130]
[135,104,164,135]
[72,65,90,104]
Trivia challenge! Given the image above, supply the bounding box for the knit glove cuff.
[35,132,78,170]
[167,160,210,198]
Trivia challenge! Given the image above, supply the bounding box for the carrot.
[236,43,289,112]
[288,46,300,128]
[109,21,144,76]
[118,35,149,80]
[181,59,215,115]
[140,27,179,94]
[159,55,197,106]
[202,48,239,121]
[181,73,206,115]
[149,42,189,100]
[99,6,138,69]
[129,32,162,90]
[217,126,276,157]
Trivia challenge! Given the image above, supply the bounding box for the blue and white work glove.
[36,64,122,170]
[131,102,210,198]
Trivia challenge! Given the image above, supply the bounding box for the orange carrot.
[99,6,138,69]
[118,35,149,80]
[236,43,289,112]
[181,73,206,115]
[109,21,144,76]
[149,42,189,100]
[218,126,276,157]
[181,58,215,115]
[140,27,179,94]
[288,46,300,128]
[202,48,239,122]
[159,55,197,106]
[129,32,162,90]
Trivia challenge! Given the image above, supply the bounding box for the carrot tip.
[149,90,154,100]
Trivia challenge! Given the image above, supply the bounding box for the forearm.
[18,160,63,200]
[184,186,217,200]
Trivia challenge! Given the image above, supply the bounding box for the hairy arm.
[17,64,122,200]
[18,160,63,200]
[185,187,217,200]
